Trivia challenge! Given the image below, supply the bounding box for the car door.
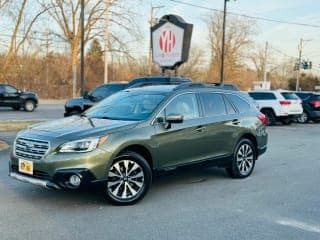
[196,92,239,160]
[151,93,205,168]
[2,85,20,106]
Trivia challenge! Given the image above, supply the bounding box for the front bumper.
[9,166,102,190]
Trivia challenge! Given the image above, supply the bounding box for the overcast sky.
[135,0,320,74]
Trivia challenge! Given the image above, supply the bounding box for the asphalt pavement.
[0,124,319,240]
[0,104,65,121]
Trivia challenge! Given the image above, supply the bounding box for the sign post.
[151,14,193,75]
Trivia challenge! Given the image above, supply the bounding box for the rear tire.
[226,139,256,178]
[105,151,152,205]
[261,109,276,126]
[12,106,21,111]
[281,119,292,125]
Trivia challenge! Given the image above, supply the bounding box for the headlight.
[59,136,108,153]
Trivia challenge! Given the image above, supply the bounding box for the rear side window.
[227,94,251,113]
[281,92,299,100]
[248,92,276,100]
[200,93,226,116]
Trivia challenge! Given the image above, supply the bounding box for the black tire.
[24,100,36,112]
[226,139,256,179]
[105,151,152,205]
[281,119,292,125]
[261,109,276,126]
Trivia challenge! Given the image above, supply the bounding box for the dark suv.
[64,76,192,116]
[0,84,38,112]
[9,83,268,205]
[295,91,320,123]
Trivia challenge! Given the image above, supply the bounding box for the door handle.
[195,126,206,132]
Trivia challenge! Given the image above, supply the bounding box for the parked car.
[10,82,267,205]
[64,76,192,116]
[248,90,303,125]
[295,91,320,123]
[0,84,38,112]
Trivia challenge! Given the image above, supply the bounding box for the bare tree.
[206,12,255,83]
[0,0,10,11]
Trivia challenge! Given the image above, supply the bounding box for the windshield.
[86,91,166,121]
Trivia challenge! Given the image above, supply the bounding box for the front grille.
[14,137,50,160]
[11,165,51,180]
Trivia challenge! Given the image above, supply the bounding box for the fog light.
[69,174,81,187]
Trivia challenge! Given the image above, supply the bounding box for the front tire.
[226,139,256,178]
[24,100,36,112]
[105,151,152,205]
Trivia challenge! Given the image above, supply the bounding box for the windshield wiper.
[80,113,95,127]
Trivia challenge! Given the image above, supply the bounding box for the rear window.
[311,94,320,100]
[281,92,299,100]
[248,92,276,100]
[227,94,251,113]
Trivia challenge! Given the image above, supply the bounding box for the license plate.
[18,159,33,175]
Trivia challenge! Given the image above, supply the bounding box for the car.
[0,84,38,112]
[248,90,303,125]
[64,76,192,116]
[295,91,320,123]
[9,83,268,205]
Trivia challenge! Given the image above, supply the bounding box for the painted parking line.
[276,218,320,234]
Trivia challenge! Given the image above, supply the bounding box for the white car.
[248,90,303,125]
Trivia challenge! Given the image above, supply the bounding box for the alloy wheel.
[107,160,145,200]
[236,143,254,175]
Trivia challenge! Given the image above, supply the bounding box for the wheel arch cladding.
[118,145,153,170]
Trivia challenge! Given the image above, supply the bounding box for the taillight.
[310,100,320,108]
[279,100,291,105]
[258,113,266,125]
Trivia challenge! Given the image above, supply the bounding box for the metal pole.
[295,39,302,91]
[220,0,228,84]
[104,0,110,83]
[80,0,85,96]
[263,41,268,89]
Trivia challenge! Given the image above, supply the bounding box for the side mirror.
[163,114,183,129]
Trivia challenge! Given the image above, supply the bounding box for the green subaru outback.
[9,83,268,204]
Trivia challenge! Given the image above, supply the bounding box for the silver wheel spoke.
[108,180,122,188]
[111,182,123,197]
[124,160,129,176]
[237,144,254,175]
[126,182,137,196]
[108,171,121,178]
[130,171,144,179]
[129,178,143,188]
[128,163,139,176]
[113,163,123,177]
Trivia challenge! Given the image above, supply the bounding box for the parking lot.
[0,122,319,240]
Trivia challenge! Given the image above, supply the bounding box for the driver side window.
[4,85,18,93]
[161,93,199,121]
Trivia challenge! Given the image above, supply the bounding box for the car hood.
[21,116,138,140]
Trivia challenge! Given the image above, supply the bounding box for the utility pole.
[148,5,164,75]
[295,39,303,91]
[263,41,268,89]
[220,0,229,84]
[45,30,50,86]
[104,0,110,83]
[80,0,85,96]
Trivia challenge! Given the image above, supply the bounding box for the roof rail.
[173,82,207,90]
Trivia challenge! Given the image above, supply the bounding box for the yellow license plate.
[18,159,33,175]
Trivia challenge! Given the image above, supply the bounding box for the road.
[0,124,319,240]
[0,104,65,121]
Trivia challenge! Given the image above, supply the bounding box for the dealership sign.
[151,15,193,70]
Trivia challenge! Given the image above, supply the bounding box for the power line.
[168,0,320,28]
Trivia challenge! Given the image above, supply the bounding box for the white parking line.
[276,218,320,234]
